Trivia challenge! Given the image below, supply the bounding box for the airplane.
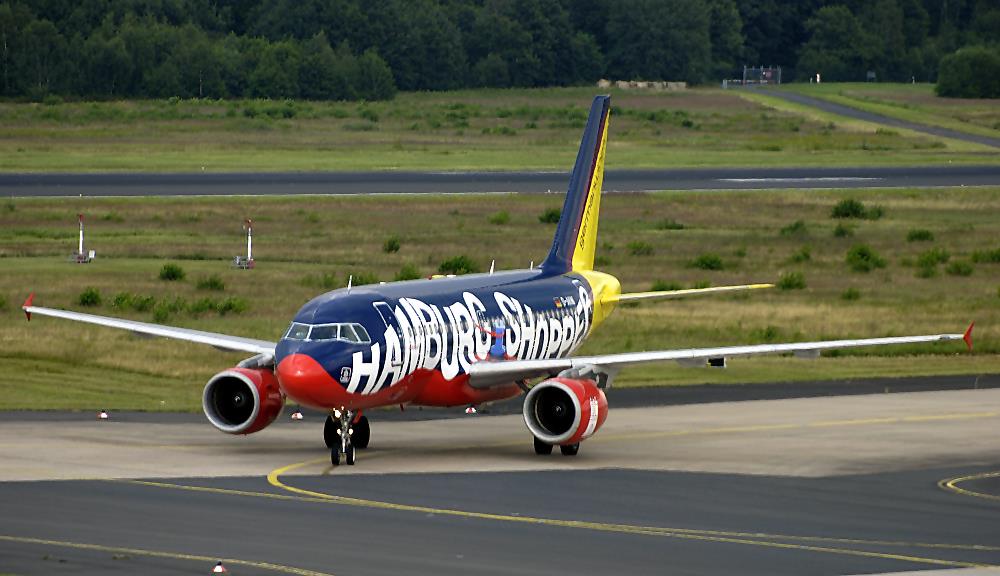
[22,95,974,467]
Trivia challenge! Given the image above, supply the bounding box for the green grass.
[780,83,1000,140]
[1,86,996,173]
[1,187,997,411]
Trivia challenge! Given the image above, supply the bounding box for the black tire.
[560,443,580,456]
[352,415,370,449]
[345,444,357,465]
[330,447,341,466]
[324,415,337,449]
[534,436,553,455]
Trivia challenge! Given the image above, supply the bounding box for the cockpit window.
[285,322,311,340]
[283,322,371,344]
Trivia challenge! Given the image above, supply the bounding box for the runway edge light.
[212,561,228,573]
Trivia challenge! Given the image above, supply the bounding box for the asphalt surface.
[1,387,998,576]
[767,89,1000,149]
[3,165,1000,197]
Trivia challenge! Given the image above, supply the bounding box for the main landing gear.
[325,410,370,466]
[533,436,579,456]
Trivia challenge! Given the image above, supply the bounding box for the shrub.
[691,280,711,289]
[196,275,226,291]
[936,46,1000,98]
[488,211,510,225]
[946,260,974,276]
[152,297,186,322]
[654,218,684,230]
[689,253,724,270]
[78,287,101,307]
[159,263,186,281]
[789,246,811,263]
[112,292,133,309]
[438,255,479,275]
[780,220,808,236]
[383,235,401,253]
[188,297,218,315]
[651,280,683,292]
[833,223,853,237]
[628,241,654,256]
[218,297,249,315]
[350,271,379,286]
[131,295,156,312]
[395,264,422,281]
[358,107,379,123]
[778,271,806,290]
[971,248,1000,263]
[846,245,886,273]
[538,208,561,224]
[841,288,861,301]
[907,229,934,242]
[916,247,950,268]
[0,295,6,309]
[594,255,612,267]
[831,199,884,220]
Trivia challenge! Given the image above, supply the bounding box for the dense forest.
[1,0,998,101]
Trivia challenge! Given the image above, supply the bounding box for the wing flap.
[468,328,970,388]
[23,301,275,356]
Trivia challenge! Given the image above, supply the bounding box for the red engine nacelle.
[202,367,284,435]
[522,377,608,446]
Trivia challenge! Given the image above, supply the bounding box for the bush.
[78,287,101,307]
[350,271,379,286]
[971,248,1000,263]
[841,288,861,301]
[383,236,401,253]
[946,260,974,276]
[112,292,133,309]
[438,255,479,275]
[777,271,806,290]
[831,199,883,220]
[846,245,886,273]
[152,297,186,322]
[0,295,6,309]
[488,211,510,225]
[789,246,811,263]
[936,46,1000,98]
[358,107,380,123]
[538,208,561,224]
[218,297,249,315]
[651,280,683,292]
[780,220,808,236]
[628,241,654,256]
[833,223,854,237]
[132,295,156,312]
[907,229,934,242]
[395,264,422,281]
[654,218,684,230]
[916,247,950,268]
[188,297,219,315]
[689,253,724,270]
[196,275,226,291]
[159,263,186,281]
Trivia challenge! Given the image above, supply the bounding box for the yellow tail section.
[571,112,609,272]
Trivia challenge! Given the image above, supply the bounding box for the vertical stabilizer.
[541,95,611,274]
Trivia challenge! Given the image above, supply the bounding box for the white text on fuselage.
[347,287,593,394]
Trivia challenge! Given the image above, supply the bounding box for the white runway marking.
[718,177,882,183]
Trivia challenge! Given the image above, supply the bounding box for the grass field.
[780,83,1000,140]
[1,188,997,411]
[1,86,996,173]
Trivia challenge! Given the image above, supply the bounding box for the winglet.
[22,293,34,321]
[963,321,974,351]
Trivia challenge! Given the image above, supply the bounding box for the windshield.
[283,322,371,344]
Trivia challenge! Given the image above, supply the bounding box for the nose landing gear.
[325,409,370,466]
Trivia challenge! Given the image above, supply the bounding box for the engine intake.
[523,377,608,445]
[203,368,284,435]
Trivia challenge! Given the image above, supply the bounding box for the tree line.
[1,0,997,101]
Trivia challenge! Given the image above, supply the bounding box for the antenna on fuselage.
[347,274,353,294]
[529,260,534,269]
[489,259,495,275]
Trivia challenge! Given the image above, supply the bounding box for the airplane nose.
[275,353,342,408]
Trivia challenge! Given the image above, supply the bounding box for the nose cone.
[275,353,342,409]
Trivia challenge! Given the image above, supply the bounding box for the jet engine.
[522,377,608,445]
[203,367,284,434]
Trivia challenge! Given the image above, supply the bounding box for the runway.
[1,388,999,575]
[3,165,1000,197]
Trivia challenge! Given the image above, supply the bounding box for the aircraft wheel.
[533,436,553,455]
[345,444,357,466]
[560,443,580,456]
[352,415,370,449]
[330,447,341,466]
[324,415,337,448]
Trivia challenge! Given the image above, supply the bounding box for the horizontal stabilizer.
[606,283,774,304]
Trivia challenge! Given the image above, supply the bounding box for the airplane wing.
[467,324,974,388]
[22,294,275,356]
[607,283,774,304]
